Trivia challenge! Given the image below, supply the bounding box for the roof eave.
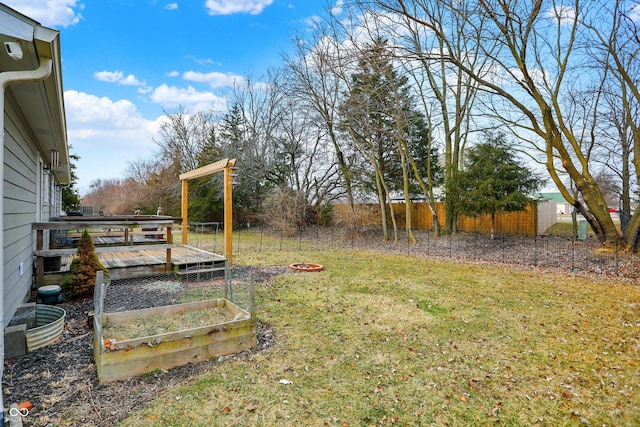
[0,7,70,185]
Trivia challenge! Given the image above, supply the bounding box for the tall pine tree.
[340,38,438,241]
[452,133,544,239]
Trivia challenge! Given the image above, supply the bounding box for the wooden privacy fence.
[333,201,539,236]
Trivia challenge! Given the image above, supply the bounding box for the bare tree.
[273,81,343,211]
[154,107,217,174]
[372,0,636,249]
[82,178,142,215]
[582,0,640,248]
[379,1,485,234]
[286,20,357,211]
[125,158,182,216]
[219,71,287,214]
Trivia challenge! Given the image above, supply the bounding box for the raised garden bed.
[93,276,256,383]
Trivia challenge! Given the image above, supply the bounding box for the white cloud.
[65,90,147,128]
[150,84,227,112]
[545,5,576,25]
[331,0,344,16]
[358,9,412,41]
[182,70,244,88]
[185,55,219,66]
[94,70,145,86]
[165,3,178,10]
[63,90,161,189]
[204,0,273,16]
[304,15,322,29]
[3,0,83,27]
[631,4,640,22]
[166,70,180,77]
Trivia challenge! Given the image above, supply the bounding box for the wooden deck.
[97,245,225,269]
[33,217,229,284]
[38,244,227,284]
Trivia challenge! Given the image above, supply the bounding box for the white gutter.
[0,56,53,422]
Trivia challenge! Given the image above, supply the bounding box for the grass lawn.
[120,249,639,426]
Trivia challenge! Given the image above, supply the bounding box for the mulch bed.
[2,266,287,427]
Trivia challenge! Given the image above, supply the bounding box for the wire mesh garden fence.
[188,223,640,279]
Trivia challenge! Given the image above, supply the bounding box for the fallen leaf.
[17,401,33,411]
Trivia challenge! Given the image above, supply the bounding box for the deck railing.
[32,215,181,285]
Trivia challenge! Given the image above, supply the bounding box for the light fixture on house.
[50,150,59,169]
[4,42,23,61]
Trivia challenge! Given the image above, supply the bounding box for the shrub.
[61,230,109,299]
[332,203,379,234]
[261,187,309,236]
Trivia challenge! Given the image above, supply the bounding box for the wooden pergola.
[179,158,237,264]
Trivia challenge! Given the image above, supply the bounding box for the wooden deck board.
[95,245,224,270]
[94,236,166,246]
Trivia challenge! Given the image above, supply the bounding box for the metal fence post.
[259,225,263,252]
[280,228,284,251]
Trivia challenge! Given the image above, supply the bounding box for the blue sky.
[4,0,340,193]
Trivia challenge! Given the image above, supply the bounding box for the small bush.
[332,203,379,234]
[62,230,109,299]
[261,187,309,237]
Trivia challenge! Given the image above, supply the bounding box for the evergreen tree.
[218,103,275,219]
[452,133,544,239]
[340,38,438,241]
[188,139,224,222]
[341,38,401,199]
[61,230,109,299]
[406,114,444,197]
[62,147,81,213]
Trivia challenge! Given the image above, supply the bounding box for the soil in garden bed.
[103,303,242,341]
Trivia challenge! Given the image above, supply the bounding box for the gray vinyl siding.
[3,95,40,325]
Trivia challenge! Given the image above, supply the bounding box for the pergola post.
[179,158,236,264]
[181,179,188,245]
[223,162,234,264]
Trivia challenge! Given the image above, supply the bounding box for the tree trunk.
[622,211,640,252]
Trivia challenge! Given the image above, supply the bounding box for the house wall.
[2,93,49,325]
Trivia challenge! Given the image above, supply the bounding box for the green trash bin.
[578,219,588,240]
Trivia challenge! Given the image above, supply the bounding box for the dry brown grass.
[103,304,235,341]
[332,203,380,232]
[119,249,640,426]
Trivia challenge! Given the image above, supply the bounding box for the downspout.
[0,57,53,421]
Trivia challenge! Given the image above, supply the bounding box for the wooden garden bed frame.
[92,272,256,383]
